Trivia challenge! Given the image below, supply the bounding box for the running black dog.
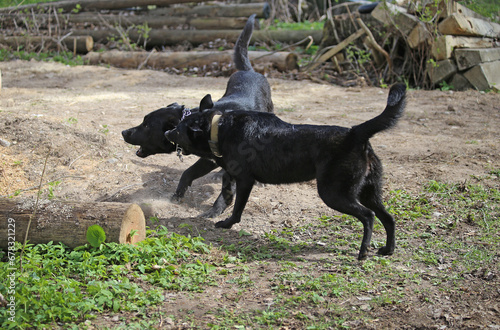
[166,84,406,260]
[122,15,273,217]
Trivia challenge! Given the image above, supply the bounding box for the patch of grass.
[0,226,218,328]
[0,49,84,66]
[267,19,324,31]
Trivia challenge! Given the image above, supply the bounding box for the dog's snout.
[122,129,131,138]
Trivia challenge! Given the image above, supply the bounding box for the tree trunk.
[0,35,93,54]
[0,198,146,249]
[84,50,298,71]
[0,0,206,13]
[72,28,322,47]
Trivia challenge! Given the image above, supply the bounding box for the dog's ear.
[199,94,214,112]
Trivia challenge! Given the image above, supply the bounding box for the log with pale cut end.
[85,50,298,72]
[0,198,146,249]
[0,36,93,54]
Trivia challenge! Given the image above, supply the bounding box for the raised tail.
[350,83,406,143]
[233,14,256,72]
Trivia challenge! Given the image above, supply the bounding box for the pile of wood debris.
[313,0,499,90]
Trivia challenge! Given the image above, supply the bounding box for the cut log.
[427,59,457,85]
[0,0,206,13]
[0,35,93,54]
[455,48,500,70]
[438,13,500,38]
[371,2,420,36]
[431,35,497,61]
[4,13,255,30]
[152,3,271,19]
[72,29,323,47]
[463,61,500,91]
[425,0,487,21]
[0,198,146,249]
[408,21,432,49]
[449,73,473,91]
[85,50,298,72]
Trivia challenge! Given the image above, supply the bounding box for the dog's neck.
[208,113,222,158]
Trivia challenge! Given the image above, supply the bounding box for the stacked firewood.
[316,0,499,90]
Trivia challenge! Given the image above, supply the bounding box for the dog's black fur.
[165,84,407,260]
[121,14,273,217]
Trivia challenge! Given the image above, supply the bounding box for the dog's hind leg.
[317,181,376,260]
[359,178,396,257]
[200,172,235,218]
[173,158,219,200]
[215,178,254,229]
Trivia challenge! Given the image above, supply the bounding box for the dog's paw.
[377,246,394,256]
[199,208,223,219]
[215,219,234,229]
[170,193,183,203]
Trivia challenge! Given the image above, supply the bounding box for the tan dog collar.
[208,114,222,157]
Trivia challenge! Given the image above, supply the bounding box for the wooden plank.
[455,48,500,70]
[431,35,497,60]
[427,59,457,85]
[463,61,500,91]
[371,2,420,36]
[438,13,500,38]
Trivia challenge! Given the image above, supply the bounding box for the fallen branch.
[304,28,366,72]
[356,17,393,72]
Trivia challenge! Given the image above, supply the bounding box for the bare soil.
[1,60,499,328]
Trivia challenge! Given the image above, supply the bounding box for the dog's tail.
[233,14,256,72]
[349,83,406,143]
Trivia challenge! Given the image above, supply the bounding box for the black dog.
[166,84,406,260]
[122,14,273,217]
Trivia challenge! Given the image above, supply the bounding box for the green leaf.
[86,225,106,248]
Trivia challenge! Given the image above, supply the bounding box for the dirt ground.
[1,60,499,328]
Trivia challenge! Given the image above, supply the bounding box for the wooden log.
[0,35,93,54]
[152,3,271,19]
[438,13,500,38]
[431,35,497,61]
[455,48,500,70]
[4,13,254,30]
[408,21,432,49]
[371,2,420,36]
[72,28,323,47]
[0,198,146,249]
[85,50,298,71]
[463,61,500,91]
[425,0,490,21]
[427,59,457,85]
[449,73,473,91]
[0,0,206,13]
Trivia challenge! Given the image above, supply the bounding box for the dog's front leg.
[215,178,254,229]
[173,158,219,200]
[200,172,235,218]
